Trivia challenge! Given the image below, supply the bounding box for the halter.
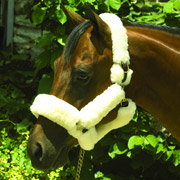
[30,13,136,178]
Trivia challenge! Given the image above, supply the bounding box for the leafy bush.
[0,0,180,179]
[0,120,76,179]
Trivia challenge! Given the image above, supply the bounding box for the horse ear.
[61,4,86,26]
[85,4,112,48]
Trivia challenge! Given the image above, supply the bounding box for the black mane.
[63,20,92,65]
[122,20,180,35]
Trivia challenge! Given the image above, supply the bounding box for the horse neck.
[125,26,180,140]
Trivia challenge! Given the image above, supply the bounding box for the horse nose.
[28,138,45,166]
[31,142,43,162]
[28,136,54,170]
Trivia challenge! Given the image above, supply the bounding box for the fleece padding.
[31,84,124,131]
[30,93,135,150]
[100,13,132,86]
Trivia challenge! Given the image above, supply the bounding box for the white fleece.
[100,13,129,64]
[30,13,136,150]
[100,13,132,86]
[31,84,124,131]
[31,93,135,150]
[30,94,80,130]
[79,84,124,128]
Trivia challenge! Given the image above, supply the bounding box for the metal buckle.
[120,62,129,74]
[120,98,129,107]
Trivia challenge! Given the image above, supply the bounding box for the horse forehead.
[75,26,97,56]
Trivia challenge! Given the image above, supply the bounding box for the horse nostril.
[32,143,43,162]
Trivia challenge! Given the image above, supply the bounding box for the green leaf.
[86,0,96,4]
[173,0,180,10]
[16,119,33,133]
[11,88,24,99]
[168,145,176,150]
[95,171,104,178]
[38,73,53,94]
[132,109,138,122]
[38,33,55,48]
[57,38,65,46]
[32,6,47,25]
[108,0,121,10]
[64,5,78,12]
[25,160,32,174]
[108,142,128,159]
[165,150,173,161]
[135,1,144,8]
[35,50,51,72]
[11,151,18,162]
[156,144,164,154]
[56,9,67,24]
[163,2,174,13]
[146,135,158,148]
[94,171,111,179]
[43,0,52,7]
[128,136,144,150]
[173,150,180,166]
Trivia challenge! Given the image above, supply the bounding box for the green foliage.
[0,123,75,179]
[0,0,180,179]
[0,51,33,120]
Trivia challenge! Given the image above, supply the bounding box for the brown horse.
[27,8,180,170]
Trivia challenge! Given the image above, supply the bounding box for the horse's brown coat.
[126,27,180,140]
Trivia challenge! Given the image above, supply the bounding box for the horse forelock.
[63,20,92,65]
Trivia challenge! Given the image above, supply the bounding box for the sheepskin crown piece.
[30,13,136,151]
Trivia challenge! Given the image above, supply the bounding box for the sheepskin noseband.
[30,13,136,151]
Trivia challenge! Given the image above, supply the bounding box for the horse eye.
[77,72,89,81]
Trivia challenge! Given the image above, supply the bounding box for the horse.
[27,7,180,171]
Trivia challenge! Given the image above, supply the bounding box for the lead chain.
[75,148,85,180]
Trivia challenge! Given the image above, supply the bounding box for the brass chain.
[75,148,85,180]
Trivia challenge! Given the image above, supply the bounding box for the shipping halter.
[30,13,136,151]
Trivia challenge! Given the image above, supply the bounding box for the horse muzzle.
[27,116,75,170]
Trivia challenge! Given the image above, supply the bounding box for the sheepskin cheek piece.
[31,85,136,150]
[30,13,136,150]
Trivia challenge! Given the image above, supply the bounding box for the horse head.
[27,8,117,170]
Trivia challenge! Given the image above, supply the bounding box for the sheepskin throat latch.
[30,13,136,151]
